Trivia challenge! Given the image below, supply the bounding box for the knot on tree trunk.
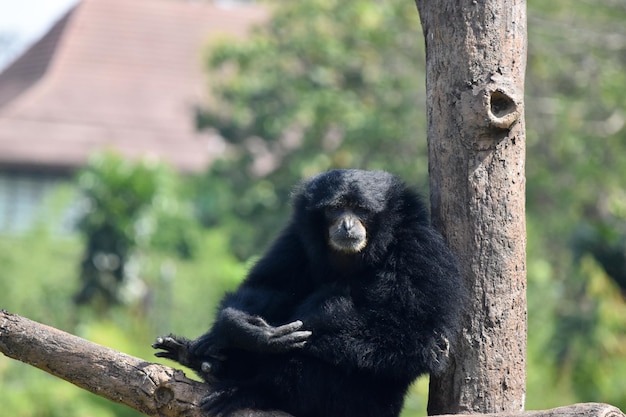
[458,76,523,151]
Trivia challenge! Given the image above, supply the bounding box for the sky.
[0,0,79,69]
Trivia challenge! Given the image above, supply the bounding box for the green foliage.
[196,0,626,411]
[202,0,426,159]
[0,156,247,417]
[0,229,144,417]
[557,257,626,404]
[524,0,626,409]
[0,214,247,417]
[74,152,201,309]
[0,232,80,327]
[77,153,160,245]
[0,361,141,417]
[144,231,248,337]
[2,0,626,415]
[75,153,159,307]
[196,0,428,258]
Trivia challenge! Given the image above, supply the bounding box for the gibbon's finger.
[272,332,312,348]
[154,351,177,360]
[271,320,304,336]
[246,314,271,328]
[152,336,184,350]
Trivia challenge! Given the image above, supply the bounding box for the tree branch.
[435,404,626,417]
[0,310,624,417]
[0,310,208,417]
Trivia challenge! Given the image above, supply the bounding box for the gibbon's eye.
[324,206,344,219]
[351,206,370,218]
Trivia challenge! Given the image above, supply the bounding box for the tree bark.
[413,0,528,415]
[0,310,208,417]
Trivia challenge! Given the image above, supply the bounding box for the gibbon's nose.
[341,216,355,232]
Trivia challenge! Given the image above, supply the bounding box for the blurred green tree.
[74,152,200,311]
[525,0,626,409]
[5,0,623,415]
[195,0,429,259]
[193,0,626,411]
[0,153,245,417]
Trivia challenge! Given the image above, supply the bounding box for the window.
[0,171,78,234]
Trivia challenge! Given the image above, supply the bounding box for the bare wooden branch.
[0,310,208,417]
[437,404,626,417]
[0,311,624,417]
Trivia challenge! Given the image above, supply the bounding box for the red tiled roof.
[0,0,267,173]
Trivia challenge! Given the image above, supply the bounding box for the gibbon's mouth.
[329,235,367,253]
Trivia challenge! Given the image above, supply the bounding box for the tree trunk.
[413,0,528,415]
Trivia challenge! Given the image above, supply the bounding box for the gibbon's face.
[324,205,368,254]
[298,169,399,255]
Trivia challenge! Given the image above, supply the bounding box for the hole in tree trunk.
[490,90,516,118]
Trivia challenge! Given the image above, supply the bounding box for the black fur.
[154,169,465,417]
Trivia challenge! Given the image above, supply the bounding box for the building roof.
[0,0,266,173]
